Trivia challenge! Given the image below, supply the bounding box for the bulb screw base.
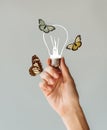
[51,58,61,68]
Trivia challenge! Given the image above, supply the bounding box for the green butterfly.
[38,19,55,33]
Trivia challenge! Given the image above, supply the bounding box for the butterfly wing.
[43,25,55,33]
[72,43,79,51]
[72,35,82,51]
[39,25,46,31]
[66,43,73,50]
[75,35,82,48]
[47,25,55,32]
[43,26,50,33]
[38,19,46,32]
[29,66,37,76]
[66,43,79,51]
[39,25,55,33]
[39,19,45,26]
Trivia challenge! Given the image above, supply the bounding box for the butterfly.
[29,55,43,76]
[38,19,55,33]
[66,35,82,51]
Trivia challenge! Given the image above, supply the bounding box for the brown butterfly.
[29,55,43,76]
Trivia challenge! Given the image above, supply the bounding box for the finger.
[44,66,60,79]
[47,58,51,66]
[39,80,53,96]
[60,57,73,81]
[40,71,55,85]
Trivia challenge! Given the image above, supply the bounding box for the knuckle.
[45,66,59,78]
[44,72,50,80]
[40,71,49,79]
[45,66,52,73]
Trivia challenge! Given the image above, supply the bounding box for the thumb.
[60,57,72,81]
[46,58,51,66]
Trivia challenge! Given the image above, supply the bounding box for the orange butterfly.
[66,35,82,51]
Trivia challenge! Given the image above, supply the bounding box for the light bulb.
[42,24,68,67]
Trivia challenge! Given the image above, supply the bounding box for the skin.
[39,57,90,130]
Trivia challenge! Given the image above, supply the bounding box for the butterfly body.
[29,55,43,76]
[38,19,55,33]
[66,35,82,51]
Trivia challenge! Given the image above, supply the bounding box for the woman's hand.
[39,57,90,130]
[39,57,79,117]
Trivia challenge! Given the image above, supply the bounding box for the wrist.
[61,103,90,130]
[61,101,80,121]
[60,99,80,118]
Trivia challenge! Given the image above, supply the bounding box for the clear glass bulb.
[42,24,68,67]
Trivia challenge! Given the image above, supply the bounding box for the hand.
[39,57,90,130]
[39,57,79,117]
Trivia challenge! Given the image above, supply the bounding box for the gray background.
[0,0,107,130]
